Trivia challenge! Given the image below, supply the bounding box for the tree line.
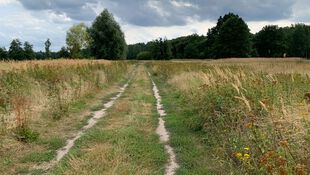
[128,13,310,60]
[0,9,126,60]
[1,11,309,60]
[0,39,54,60]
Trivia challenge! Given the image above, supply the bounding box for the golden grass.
[0,60,131,174]
[149,58,310,174]
[0,59,111,72]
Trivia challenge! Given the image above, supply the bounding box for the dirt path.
[32,74,134,173]
[29,65,181,175]
[148,72,179,175]
[48,65,168,174]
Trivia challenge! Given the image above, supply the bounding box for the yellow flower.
[235,152,242,158]
[244,147,250,151]
[244,153,250,160]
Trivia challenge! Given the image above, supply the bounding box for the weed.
[149,59,310,174]
[21,151,54,163]
[14,126,39,143]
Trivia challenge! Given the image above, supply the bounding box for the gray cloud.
[18,0,98,21]
[17,0,298,26]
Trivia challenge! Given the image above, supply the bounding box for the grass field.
[0,60,133,174]
[0,58,309,175]
[148,58,310,174]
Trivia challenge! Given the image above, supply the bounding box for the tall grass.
[149,59,310,174]
[0,60,130,140]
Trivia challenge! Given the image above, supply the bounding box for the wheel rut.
[34,77,133,172]
[148,71,179,175]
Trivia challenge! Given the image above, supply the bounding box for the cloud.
[0,1,71,51]
[123,20,216,44]
[292,0,310,22]
[17,0,98,21]
[1,0,309,51]
[16,0,299,27]
[170,0,198,8]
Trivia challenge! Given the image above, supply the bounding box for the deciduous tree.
[89,9,127,59]
[45,38,51,58]
[66,23,91,58]
[23,41,35,60]
[9,39,24,60]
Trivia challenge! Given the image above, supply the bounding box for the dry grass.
[149,58,310,174]
[0,59,111,72]
[51,65,166,175]
[0,60,132,174]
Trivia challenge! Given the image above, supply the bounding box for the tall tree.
[89,9,127,59]
[66,23,91,58]
[254,25,287,57]
[23,41,35,60]
[149,38,172,60]
[205,13,251,58]
[0,47,7,60]
[290,24,310,58]
[45,38,51,58]
[8,39,24,60]
[205,13,239,58]
[215,14,251,58]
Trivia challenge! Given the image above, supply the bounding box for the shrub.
[14,126,39,143]
[137,51,152,60]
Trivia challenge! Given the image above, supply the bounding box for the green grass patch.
[21,151,54,163]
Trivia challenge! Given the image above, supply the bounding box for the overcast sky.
[0,0,309,51]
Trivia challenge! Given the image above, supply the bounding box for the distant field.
[0,59,111,72]
[0,58,309,175]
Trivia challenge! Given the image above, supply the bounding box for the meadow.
[148,58,310,174]
[0,59,133,174]
[0,58,309,175]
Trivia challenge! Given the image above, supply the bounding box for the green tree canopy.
[289,24,310,58]
[9,39,24,60]
[215,14,251,58]
[57,46,70,58]
[149,38,172,60]
[254,25,287,57]
[0,47,7,60]
[127,43,147,59]
[66,23,91,58]
[23,41,35,60]
[45,38,51,58]
[137,51,152,60]
[89,9,127,59]
[206,13,251,58]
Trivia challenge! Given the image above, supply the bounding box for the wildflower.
[244,147,250,151]
[244,153,250,160]
[235,152,242,158]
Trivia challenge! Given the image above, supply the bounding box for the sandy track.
[148,72,179,175]
[34,79,132,172]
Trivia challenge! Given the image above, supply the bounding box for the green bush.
[14,126,39,143]
[137,51,152,60]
